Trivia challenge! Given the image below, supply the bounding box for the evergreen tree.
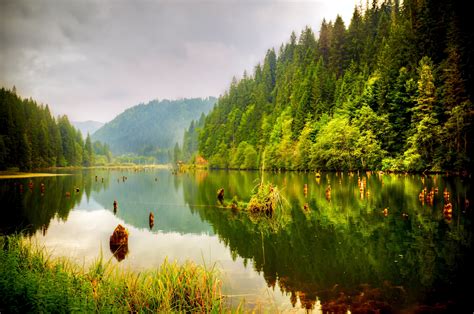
[0,88,92,170]
[403,57,441,170]
[329,15,347,77]
[184,0,473,172]
[83,133,94,167]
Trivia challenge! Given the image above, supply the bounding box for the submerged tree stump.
[109,224,129,262]
[217,188,225,206]
[110,224,128,246]
[149,212,155,229]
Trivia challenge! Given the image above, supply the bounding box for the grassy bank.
[0,235,222,312]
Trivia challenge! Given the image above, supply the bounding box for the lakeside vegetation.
[196,0,473,172]
[0,235,222,312]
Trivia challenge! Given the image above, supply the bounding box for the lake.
[1,169,472,312]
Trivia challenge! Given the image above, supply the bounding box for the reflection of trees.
[0,172,88,235]
[91,170,213,234]
[181,170,473,312]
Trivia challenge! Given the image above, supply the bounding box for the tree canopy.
[197,0,473,172]
[0,88,111,170]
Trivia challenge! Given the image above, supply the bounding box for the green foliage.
[404,57,442,170]
[0,88,111,170]
[196,0,473,171]
[181,114,205,162]
[173,142,182,164]
[230,141,258,169]
[83,134,94,167]
[310,116,359,170]
[294,121,314,170]
[92,141,112,164]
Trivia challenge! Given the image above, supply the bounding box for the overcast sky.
[0,0,358,123]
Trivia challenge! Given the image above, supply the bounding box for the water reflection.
[0,169,472,312]
[0,173,90,235]
[179,170,473,312]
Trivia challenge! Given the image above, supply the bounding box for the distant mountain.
[92,97,216,155]
[72,120,104,137]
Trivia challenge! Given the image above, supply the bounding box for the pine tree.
[83,133,94,167]
[403,56,441,170]
[329,15,347,77]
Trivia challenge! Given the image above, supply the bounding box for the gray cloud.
[0,0,357,122]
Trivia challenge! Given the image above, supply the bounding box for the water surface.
[1,169,472,312]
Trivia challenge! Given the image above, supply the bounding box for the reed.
[0,235,222,312]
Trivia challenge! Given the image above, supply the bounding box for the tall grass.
[0,235,222,312]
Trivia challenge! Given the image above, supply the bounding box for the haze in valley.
[0,0,358,123]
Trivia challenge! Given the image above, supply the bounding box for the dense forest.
[92,97,216,162]
[0,88,111,170]
[198,0,473,172]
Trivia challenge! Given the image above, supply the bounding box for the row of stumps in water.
[13,180,81,197]
[109,201,154,262]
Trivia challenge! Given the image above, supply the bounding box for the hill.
[198,0,473,172]
[72,120,104,137]
[92,97,216,156]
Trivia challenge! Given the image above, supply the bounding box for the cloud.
[0,0,357,122]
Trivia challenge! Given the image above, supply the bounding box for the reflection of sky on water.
[6,169,470,312]
[33,209,300,311]
[75,196,103,211]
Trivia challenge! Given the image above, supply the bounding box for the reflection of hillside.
[181,170,473,312]
[89,170,213,234]
[0,169,214,236]
[0,173,88,235]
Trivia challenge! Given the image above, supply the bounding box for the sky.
[0,0,359,123]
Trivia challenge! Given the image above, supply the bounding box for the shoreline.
[0,164,172,179]
[42,164,171,170]
[179,165,471,177]
[0,172,72,179]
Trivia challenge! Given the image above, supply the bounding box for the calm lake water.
[1,169,473,312]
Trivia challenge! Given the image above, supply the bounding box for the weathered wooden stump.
[217,188,225,206]
[109,224,129,261]
[149,212,155,229]
[110,224,128,246]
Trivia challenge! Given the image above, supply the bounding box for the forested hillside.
[198,0,473,172]
[92,98,216,158]
[0,88,111,170]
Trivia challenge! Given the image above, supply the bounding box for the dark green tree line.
[0,88,110,170]
[198,0,473,172]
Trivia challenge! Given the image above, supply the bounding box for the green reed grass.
[0,235,222,313]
